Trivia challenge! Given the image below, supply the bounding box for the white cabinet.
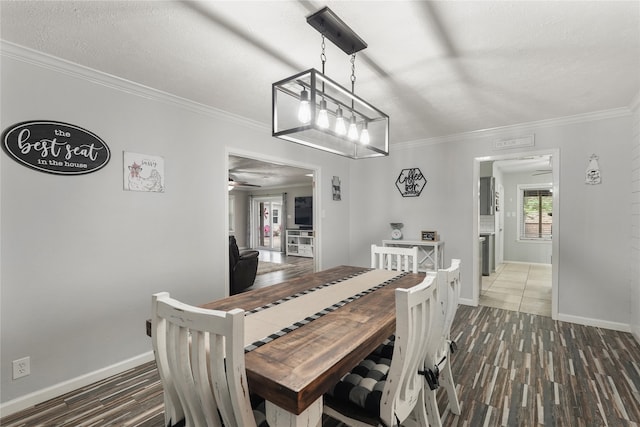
[286,229,314,258]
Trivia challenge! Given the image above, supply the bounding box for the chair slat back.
[422,259,463,424]
[379,273,438,425]
[371,244,419,273]
[438,259,461,343]
[426,259,462,372]
[151,292,257,427]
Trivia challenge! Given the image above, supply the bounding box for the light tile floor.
[480,262,552,317]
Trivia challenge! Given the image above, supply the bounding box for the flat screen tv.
[294,196,313,228]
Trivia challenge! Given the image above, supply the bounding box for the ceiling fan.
[532,156,553,176]
[228,177,261,189]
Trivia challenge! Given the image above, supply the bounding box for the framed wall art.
[421,230,438,241]
[332,176,341,201]
[123,151,165,193]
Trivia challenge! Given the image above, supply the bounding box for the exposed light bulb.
[335,106,346,135]
[297,88,311,124]
[360,122,370,145]
[348,115,359,140]
[316,99,329,128]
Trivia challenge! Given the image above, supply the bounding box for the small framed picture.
[421,230,437,241]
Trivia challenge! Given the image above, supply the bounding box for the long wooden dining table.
[146,265,426,426]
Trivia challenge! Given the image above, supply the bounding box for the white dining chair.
[367,259,463,426]
[323,273,438,426]
[151,292,268,427]
[371,244,419,273]
[422,259,462,426]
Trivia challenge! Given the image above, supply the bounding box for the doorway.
[226,150,321,274]
[253,196,283,251]
[473,149,559,319]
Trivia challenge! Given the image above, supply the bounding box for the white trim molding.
[3,41,634,151]
[556,313,631,334]
[396,107,632,150]
[458,298,477,307]
[0,40,269,132]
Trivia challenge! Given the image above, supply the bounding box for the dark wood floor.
[3,258,640,426]
[446,305,640,426]
[250,250,315,289]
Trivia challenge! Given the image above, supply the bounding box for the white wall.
[348,141,451,268]
[631,94,640,341]
[228,190,249,247]
[0,46,351,408]
[501,171,553,264]
[350,111,633,331]
[2,42,638,413]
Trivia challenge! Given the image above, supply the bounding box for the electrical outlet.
[12,357,30,379]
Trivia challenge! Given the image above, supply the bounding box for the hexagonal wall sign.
[396,168,426,197]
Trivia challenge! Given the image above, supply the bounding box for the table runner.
[244,269,405,352]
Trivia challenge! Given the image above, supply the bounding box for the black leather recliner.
[229,236,259,295]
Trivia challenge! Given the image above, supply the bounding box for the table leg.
[266,398,322,427]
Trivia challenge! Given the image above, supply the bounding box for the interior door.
[254,197,282,251]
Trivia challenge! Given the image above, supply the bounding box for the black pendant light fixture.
[272,7,389,159]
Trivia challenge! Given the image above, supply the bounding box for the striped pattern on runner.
[244,270,408,353]
[245,269,370,316]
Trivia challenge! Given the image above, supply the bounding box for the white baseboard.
[0,351,155,418]
[631,324,640,344]
[555,313,631,333]
[459,297,476,306]
[502,260,551,266]
[458,299,633,336]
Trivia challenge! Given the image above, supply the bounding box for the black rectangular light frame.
[306,6,367,55]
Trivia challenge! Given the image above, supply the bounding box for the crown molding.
[2,41,635,147]
[0,40,269,132]
[395,107,633,150]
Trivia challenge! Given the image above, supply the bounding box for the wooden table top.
[147,265,426,415]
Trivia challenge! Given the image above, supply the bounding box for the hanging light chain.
[316,34,330,129]
[320,34,326,74]
[350,53,357,93]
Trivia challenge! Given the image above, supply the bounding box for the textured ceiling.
[2,0,639,146]
[228,155,313,190]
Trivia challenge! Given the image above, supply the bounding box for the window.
[518,184,552,240]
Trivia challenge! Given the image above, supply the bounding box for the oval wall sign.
[2,120,110,175]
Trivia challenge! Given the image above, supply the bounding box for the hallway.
[480,262,552,317]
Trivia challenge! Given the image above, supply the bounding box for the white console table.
[382,239,445,272]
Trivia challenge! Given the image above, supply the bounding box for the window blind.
[520,188,553,239]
